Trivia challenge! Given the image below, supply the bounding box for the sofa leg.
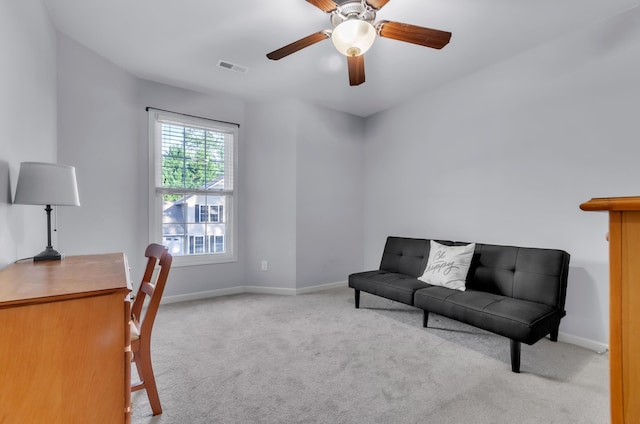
[423,311,429,328]
[510,340,521,373]
[549,324,560,342]
[354,289,360,309]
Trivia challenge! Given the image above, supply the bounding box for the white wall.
[243,99,366,290]
[244,100,298,289]
[296,102,365,289]
[0,0,58,267]
[56,33,139,263]
[362,7,640,346]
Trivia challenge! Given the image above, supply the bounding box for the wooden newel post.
[580,196,640,424]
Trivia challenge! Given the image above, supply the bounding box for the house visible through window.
[148,108,238,265]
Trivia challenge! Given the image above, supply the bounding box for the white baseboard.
[161,286,245,304]
[557,331,608,354]
[161,280,348,304]
[243,285,297,296]
[296,280,348,294]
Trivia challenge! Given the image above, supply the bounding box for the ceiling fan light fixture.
[331,19,376,57]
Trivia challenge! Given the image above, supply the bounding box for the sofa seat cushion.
[349,270,431,306]
[414,287,560,344]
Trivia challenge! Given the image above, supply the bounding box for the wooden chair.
[130,243,172,416]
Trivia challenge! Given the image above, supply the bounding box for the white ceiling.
[42,0,639,117]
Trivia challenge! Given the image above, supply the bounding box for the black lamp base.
[33,246,64,261]
[34,204,64,261]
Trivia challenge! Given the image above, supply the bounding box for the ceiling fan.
[266,0,452,86]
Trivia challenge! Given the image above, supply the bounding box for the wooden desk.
[581,197,640,424]
[0,253,132,424]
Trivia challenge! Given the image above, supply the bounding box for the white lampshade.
[14,162,80,206]
[331,19,376,57]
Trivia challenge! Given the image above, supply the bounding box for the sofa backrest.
[379,236,570,310]
[379,237,430,278]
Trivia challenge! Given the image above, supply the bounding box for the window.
[196,204,223,223]
[186,235,225,255]
[190,236,205,254]
[214,235,224,253]
[148,108,238,266]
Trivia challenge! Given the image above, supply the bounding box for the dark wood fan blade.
[365,0,391,10]
[347,55,365,86]
[267,32,330,60]
[306,0,338,13]
[377,20,451,49]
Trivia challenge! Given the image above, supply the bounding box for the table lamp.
[14,162,80,261]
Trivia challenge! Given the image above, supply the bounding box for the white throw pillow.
[418,241,475,291]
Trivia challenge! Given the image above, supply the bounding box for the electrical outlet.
[261,260,268,271]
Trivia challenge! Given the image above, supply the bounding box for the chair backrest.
[130,243,172,340]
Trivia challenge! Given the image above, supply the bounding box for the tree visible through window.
[148,108,237,264]
[161,125,225,200]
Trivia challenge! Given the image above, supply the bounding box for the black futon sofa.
[349,236,570,373]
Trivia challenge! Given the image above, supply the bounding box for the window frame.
[148,108,238,267]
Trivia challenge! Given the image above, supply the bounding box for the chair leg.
[510,339,521,373]
[423,311,429,328]
[354,289,360,309]
[133,349,163,415]
[141,353,162,415]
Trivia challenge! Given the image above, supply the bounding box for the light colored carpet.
[131,286,609,424]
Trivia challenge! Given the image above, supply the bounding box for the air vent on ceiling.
[217,60,249,74]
